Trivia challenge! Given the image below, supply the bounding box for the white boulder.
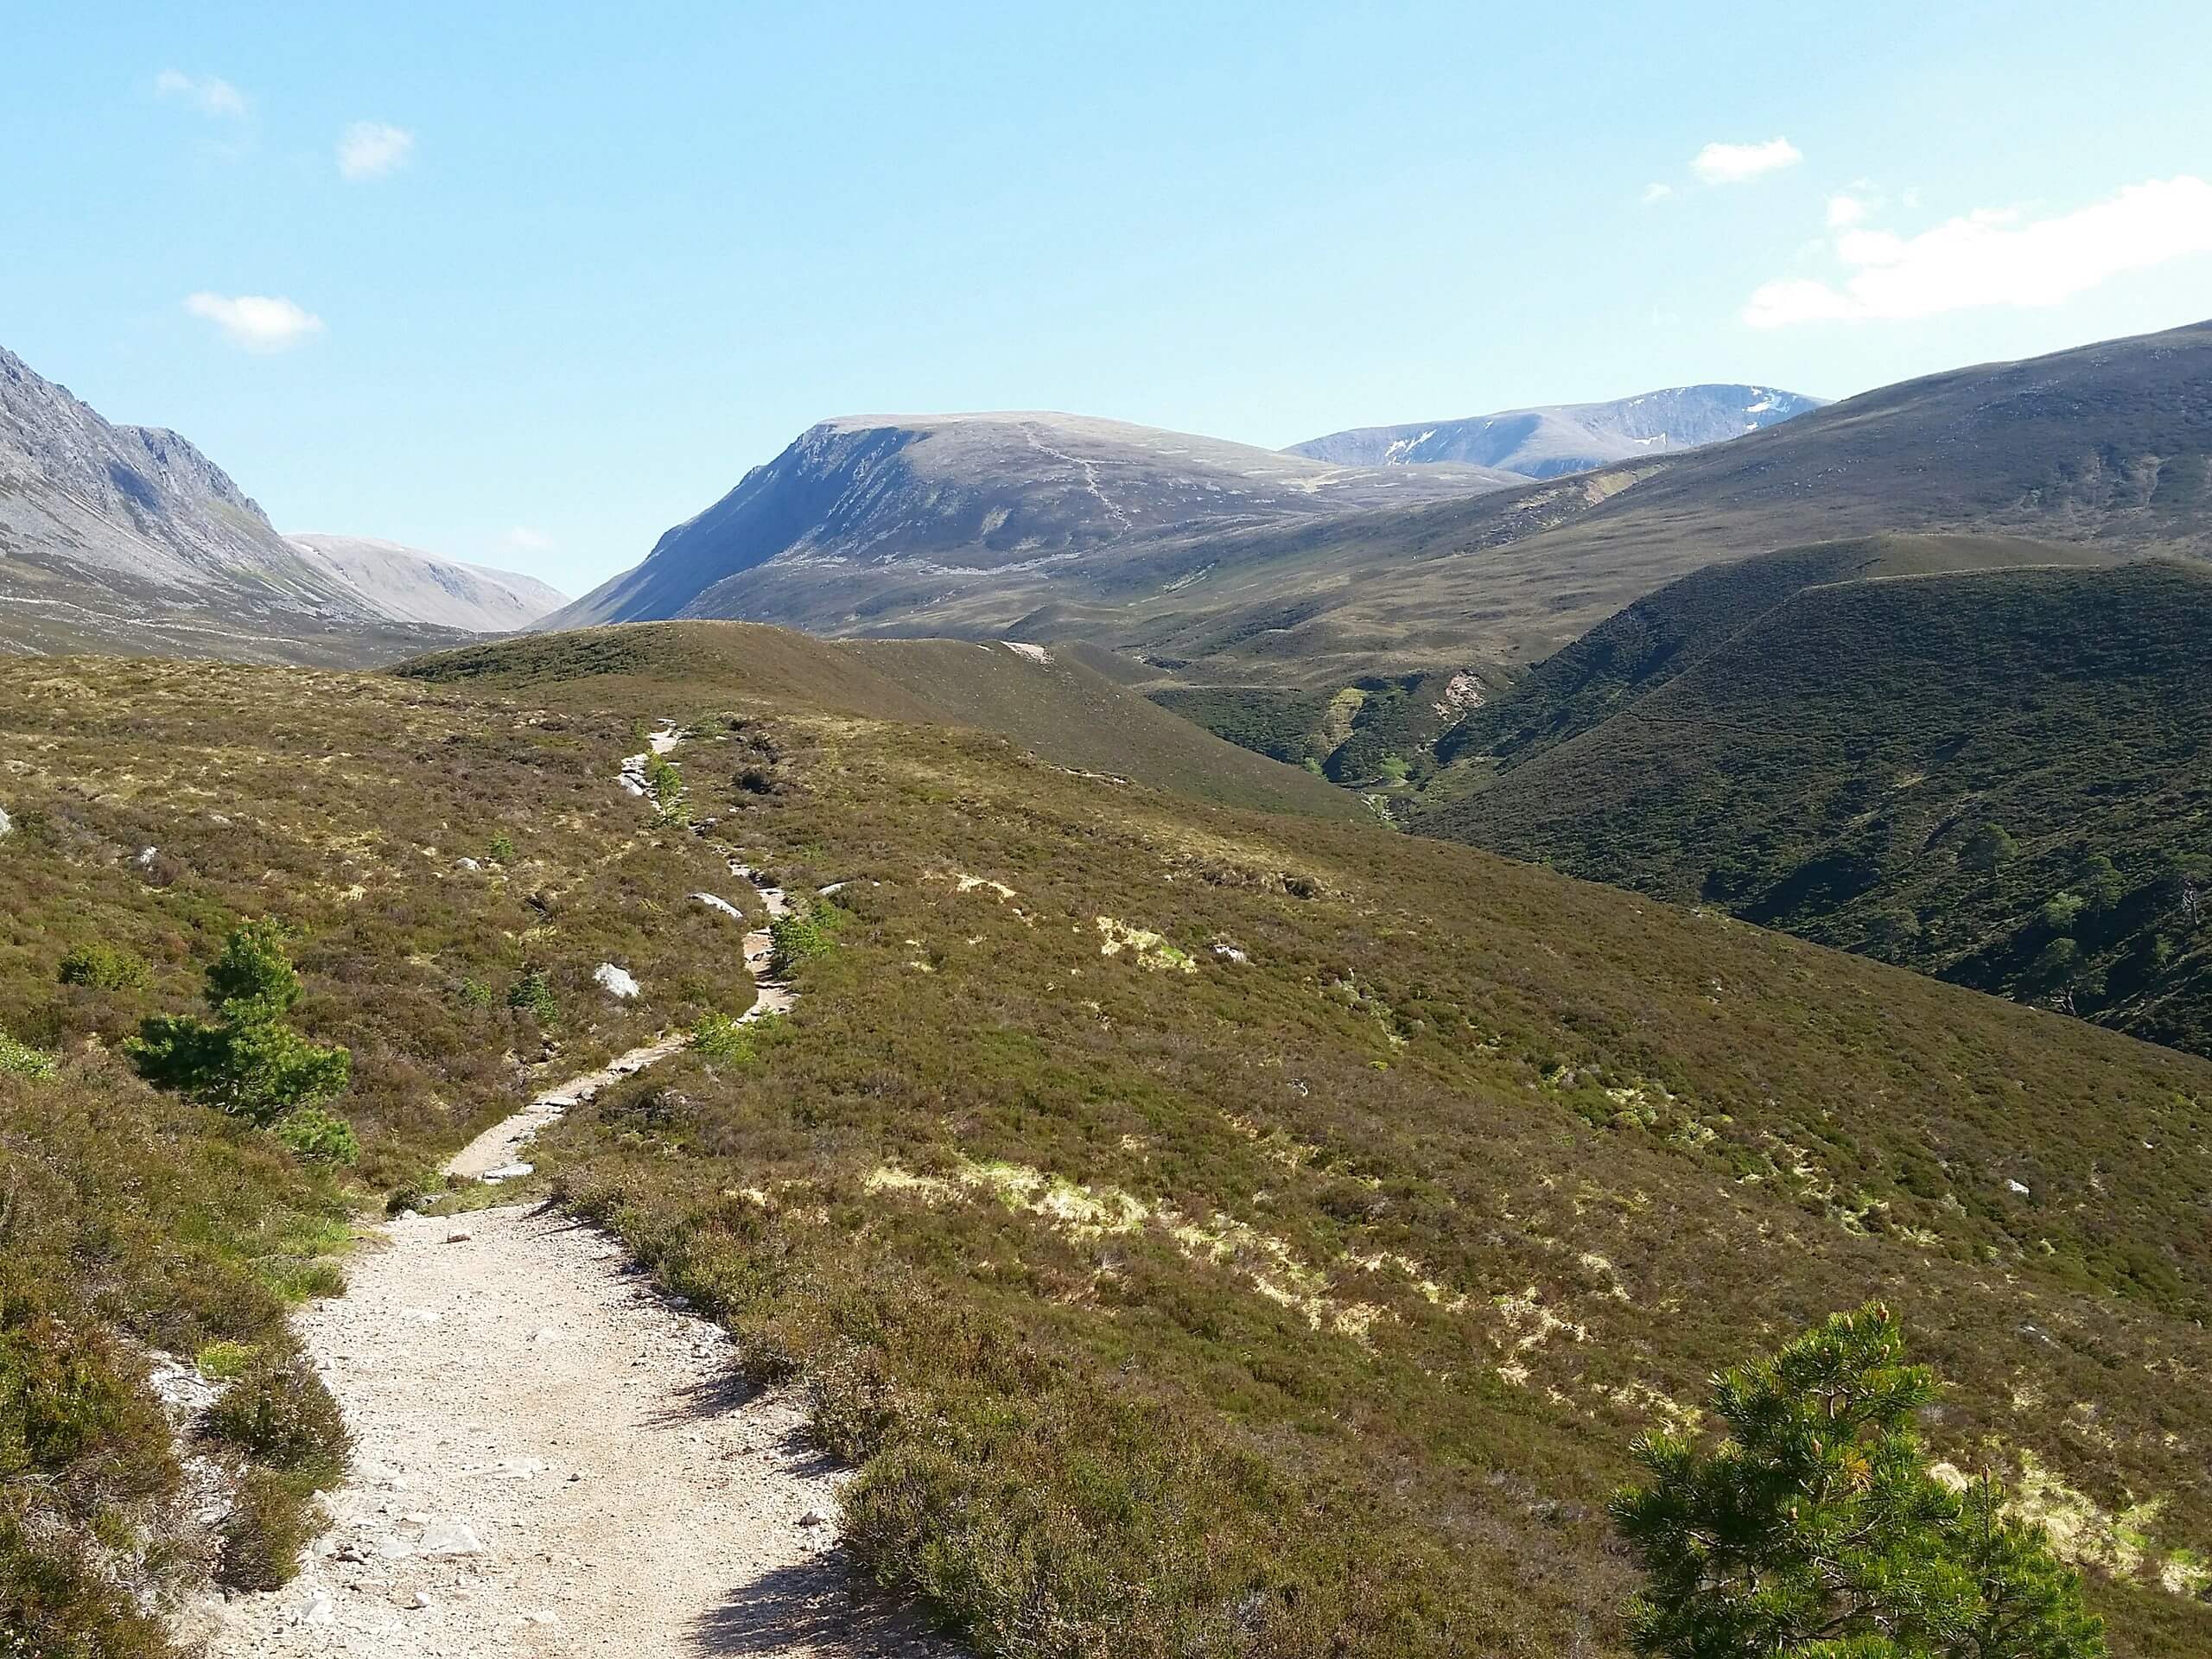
[594,963,640,999]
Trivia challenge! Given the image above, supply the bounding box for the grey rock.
[417,1519,489,1559]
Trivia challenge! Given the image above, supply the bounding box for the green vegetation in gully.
[8,627,2212,1656]
[1152,664,1503,793]
[1422,559,2212,1063]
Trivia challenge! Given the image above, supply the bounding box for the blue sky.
[5,2,2209,595]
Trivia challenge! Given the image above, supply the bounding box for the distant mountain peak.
[539,411,1527,633]
[285,533,569,632]
[1289,384,1827,477]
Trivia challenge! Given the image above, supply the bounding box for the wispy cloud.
[338,121,416,181]
[155,69,247,119]
[1641,181,1675,206]
[505,527,554,553]
[1745,175,2212,327]
[183,293,326,353]
[1692,137,1802,185]
[1826,192,1874,229]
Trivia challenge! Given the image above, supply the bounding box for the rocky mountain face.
[0,344,467,663]
[287,534,568,632]
[0,346,361,602]
[539,412,1522,632]
[0,343,545,663]
[1287,384,1826,476]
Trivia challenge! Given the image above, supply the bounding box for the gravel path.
[183,734,947,1656]
[185,1207,947,1657]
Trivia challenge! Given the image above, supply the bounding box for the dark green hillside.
[1153,663,1510,794]
[1433,532,2108,776]
[1424,561,2212,1058]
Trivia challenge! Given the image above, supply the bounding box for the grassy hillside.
[529,690,2212,1658]
[7,637,2212,1654]
[1423,560,2212,1060]
[1430,533,2109,778]
[402,620,1359,818]
[0,656,767,1644]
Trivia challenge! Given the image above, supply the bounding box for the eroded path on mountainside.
[187,728,946,1659]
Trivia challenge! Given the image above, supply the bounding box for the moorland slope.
[10,624,2210,1655]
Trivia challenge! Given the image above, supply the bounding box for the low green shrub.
[506,969,558,1024]
[130,920,351,1127]
[691,1010,785,1061]
[194,1340,257,1382]
[767,906,843,976]
[487,833,516,864]
[57,940,149,992]
[0,1033,54,1080]
[271,1108,359,1167]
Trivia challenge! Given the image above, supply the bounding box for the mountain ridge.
[1287,383,1826,475]
[0,343,465,664]
[286,532,569,632]
[537,410,1524,633]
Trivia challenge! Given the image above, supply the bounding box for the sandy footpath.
[185,730,946,1656]
[184,1205,944,1657]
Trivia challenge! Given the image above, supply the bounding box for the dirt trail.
[187,730,948,1658]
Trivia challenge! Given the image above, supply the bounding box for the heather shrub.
[57,940,149,992]
[200,1351,350,1481]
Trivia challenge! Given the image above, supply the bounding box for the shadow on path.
[690,1555,951,1656]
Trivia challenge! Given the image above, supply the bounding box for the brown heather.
[3,631,2209,1655]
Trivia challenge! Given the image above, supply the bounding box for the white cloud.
[183,293,326,353]
[505,527,554,553]
[338,121,416,181]
[1745,175,2212,327]
[1827,193,1872,228]
[1641,181,1675,205]
[1692,137,1802,185]
[155,69,247,118]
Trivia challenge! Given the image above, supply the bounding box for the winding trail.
[186,729,947,1659]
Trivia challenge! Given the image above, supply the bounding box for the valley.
[12,19,2209,1658]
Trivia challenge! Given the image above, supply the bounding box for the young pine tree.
[1610,1302,2103,1659]
[130,918,352,1127]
